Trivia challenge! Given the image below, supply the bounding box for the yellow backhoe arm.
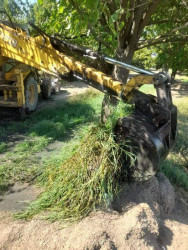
[0,23,154,102]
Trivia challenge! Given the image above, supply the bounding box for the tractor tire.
[24,75,38,113]
[41,78,52,99]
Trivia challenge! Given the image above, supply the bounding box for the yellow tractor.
[0,13,177,178]
[0,57,54,114]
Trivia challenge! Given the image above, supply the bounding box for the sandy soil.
[0,174,188,250]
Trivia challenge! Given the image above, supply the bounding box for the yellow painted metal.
[0,23,69,76]
[15,69,25,107]
[122,75,154,100]
[5,63,30,82]
[3,89,7,101]
[0,22,155,110]
[9,89,13,98]
[0,23,124,95]
[60,56,124,96]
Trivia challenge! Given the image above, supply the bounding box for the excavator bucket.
[115,75,177,180]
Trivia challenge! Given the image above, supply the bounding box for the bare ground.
[0,176,188,250]
[0,82,188,249]
[36,81,90,110]
[171,83,188,97]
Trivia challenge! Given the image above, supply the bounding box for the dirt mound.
[112,173,175,215]
[0,174,188,250]
[63,203,160,250]
[0,204,160,250]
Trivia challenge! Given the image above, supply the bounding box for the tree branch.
[99,12,111,32]
[106,0,117,16]
[118,0,161,49]
[148,18,188,25]
[137,0,162,38]
[168,22,188,35]
[137,35,188,50]
[128,0,148,46]
[105,0,118,31]
[138,22,188,49]
[118,0,135,48]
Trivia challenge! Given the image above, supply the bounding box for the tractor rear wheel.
[24,75,38,113]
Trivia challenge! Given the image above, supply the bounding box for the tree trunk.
[101,94,119,124]
[171,69,177,84]
[101,0,161,124]
[162,66,169,74]
[101,45,135,124]
[113,46,136,83]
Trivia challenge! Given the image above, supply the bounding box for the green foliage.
[142,0,188,75]
[0,0,21,21]
[2,0,187,75]
[14,137,51,154]
[156,43,188,77]
[33,0,101,48]
[0,142,7,154]
[109,9,122,23]
[32,0,122,54]
[0,0,33,23]
[132,48,156,69]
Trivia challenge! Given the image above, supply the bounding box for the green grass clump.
[14,136,52,154]
[17,102,134,221]
[0,89,103,142]
[160,159,188,191]
[0,142,7,154]
[0,158,38,184]
[159,96,188,191]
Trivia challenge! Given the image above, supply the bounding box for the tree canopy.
[1,0,188,80]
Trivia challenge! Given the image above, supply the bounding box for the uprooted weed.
[17,102,134,221]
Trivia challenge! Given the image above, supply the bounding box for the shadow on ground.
[0,98,97,143]
[171,83,188,97]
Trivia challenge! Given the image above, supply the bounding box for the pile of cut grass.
[17,102,134,221]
